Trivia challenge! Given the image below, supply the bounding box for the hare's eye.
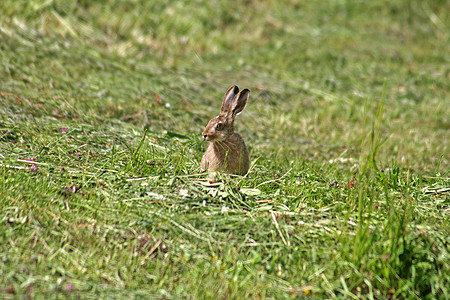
[216,123,224,130]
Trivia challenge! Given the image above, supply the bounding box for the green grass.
[1,0,449,298]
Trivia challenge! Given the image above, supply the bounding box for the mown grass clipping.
[1,0,449,298]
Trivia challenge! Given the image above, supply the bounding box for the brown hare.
[200,85,250,175]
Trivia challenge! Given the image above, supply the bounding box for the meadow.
[0,0,449,298]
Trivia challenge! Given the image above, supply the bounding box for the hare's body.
[201,132,249,175]
[201,85,251,175]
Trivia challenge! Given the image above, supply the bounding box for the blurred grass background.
[1,0,449,298]
[1,0,448,170]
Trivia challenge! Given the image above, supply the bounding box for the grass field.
[1,0,449,298]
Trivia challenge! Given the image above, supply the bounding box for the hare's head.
[202,85,250,142]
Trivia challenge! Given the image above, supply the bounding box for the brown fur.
[201,85,250,175]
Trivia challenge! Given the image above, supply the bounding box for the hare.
[200,85,250,175]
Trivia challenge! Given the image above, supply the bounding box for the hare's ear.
[220,85,239,115]
[229,88,250,117]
